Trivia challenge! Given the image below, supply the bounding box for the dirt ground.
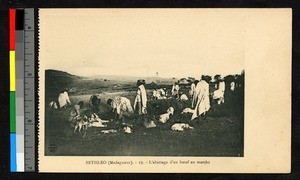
[44,75,244,157]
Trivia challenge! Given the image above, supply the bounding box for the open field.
[44,70,244,156]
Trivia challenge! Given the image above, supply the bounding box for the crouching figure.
[107,96,134,124]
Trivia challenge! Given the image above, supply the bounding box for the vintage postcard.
[38,9,291,173]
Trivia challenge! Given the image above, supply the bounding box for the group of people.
[105,76,231,123]
[169,75,233,120]
[152,88,167,100]
[50,76,236,128]
[48,80,148,126]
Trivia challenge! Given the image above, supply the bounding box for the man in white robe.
[134,80,147,115]
[109,96,133,115]
[191,78,210,120]
[58,89,71,108]
[107,96,134,123]
[212,80,225,105]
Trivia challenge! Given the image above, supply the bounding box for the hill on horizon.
[45,69,178,84]
[45,69,179,98]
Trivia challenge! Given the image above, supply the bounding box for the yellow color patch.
[10,51,15,91]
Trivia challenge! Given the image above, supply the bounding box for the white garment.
[90,113,110,123]
[152,90,158,98]
[159,113,171,123]
[139,85,147,108]
[230,82,235,91]
[144,120,156,128]
[189,83,196,96]
[171,84,179,95]
[157,88,166,96]
[153,88,166,99]
[58,91,71,108]
[192,82,201,108]
[191,80,210,120]
[49,101,58,109]
[112,96,134,115]
[153,89,162,99]
[213,89,223,99]
[217,81,225,104]
[180,94,189,101]
[101,129,117,134]
[181,108,195,114]
[134,85,147,114]
[215,84,218,89]
[219,81,225,92]
[89,121,107,127]
[171,123,194,131]
[166,107,174,115]
[123,126,132,133]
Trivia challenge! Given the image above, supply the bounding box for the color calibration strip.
[10,8,35,172]
[10,8,17,172]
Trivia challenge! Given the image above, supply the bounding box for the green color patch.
[10,92,16,133]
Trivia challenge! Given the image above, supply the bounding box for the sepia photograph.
[38,9,291,173]
[42,9,244,156]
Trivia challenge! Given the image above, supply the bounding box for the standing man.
[134,79,148,122]
[218,79,225,104]
[171,81,180,99]
[189,81,196,99]
[191,76,211,120]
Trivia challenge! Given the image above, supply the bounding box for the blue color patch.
[10,133,17,172]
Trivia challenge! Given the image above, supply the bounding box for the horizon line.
[46,68,244,79]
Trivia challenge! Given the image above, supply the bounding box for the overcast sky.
[39,9,244,78]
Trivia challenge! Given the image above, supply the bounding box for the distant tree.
[224,75,235,89]
[187,77,195,83]
[240,70,245,87]
[214,74,221,82]
[207,75,212,82]
[224,75,235,84]
[236,70,245,88]
[234,74,239,79]
[202,75,212,83]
